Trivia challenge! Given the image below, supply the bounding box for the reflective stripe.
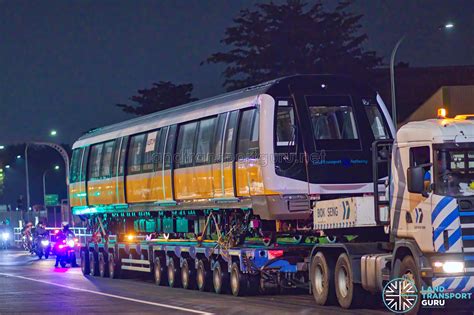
[432,196,454,223]
[454,276,470,292]
[433,207,460,241]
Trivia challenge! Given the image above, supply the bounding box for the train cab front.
[267,75,394,199]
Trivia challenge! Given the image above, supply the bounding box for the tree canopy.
[205,0,382,91]
[117,81,198,116]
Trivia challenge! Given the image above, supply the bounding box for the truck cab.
[391,111,474,295]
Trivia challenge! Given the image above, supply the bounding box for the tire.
[167,258,181,288]
[98,253,108,278]
[213,261,229,294]
[310,251,336,305]
[81,250,90,275]
[44,248,50,260]
[60,259,67,268]
[37,251,43,260]
[397,255,421,315]
[334,253,365,309]
[108,253,120,279]
[230,262,247,296]
[89,251,98,276]
[181,259,196,290]
[196,259,211,292]
[154,257,167,285]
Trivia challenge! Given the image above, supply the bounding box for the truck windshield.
[435,147,474,196]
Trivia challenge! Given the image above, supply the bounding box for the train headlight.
[433,260,465,274]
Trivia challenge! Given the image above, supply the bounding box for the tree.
[117,81,198,116]
[204,0,382,91]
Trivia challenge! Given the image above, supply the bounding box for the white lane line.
[0,273,213,315]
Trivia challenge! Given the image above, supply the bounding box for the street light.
[390,22,454,128]
[50,130,57,136]
[5,165,10,169]
[16,155,21,159]
[0,145,4,150]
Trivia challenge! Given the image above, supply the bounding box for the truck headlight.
[433,260,465,273]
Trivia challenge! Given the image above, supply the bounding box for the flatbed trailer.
[81,238,313,296]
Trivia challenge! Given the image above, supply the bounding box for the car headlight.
[1,232,9,240]
[433,260,465,273]
[41,240,50,246]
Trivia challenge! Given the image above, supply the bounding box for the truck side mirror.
[407,164,430,195]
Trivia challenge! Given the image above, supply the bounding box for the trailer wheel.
[81,250,90,275]
[167,258,181,288]
[335,253,364,308]
[230,262,247,296]
[108,253,120,279]
[213,261,229,294]
[196,259,211,291]
[154,257,166,285]
[89,251,98,276]
[181,259,196,290]
[98,252,108,278]
[310,252,336,305]
[397,255,421,315]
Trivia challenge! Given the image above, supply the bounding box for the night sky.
[1,0,473,146]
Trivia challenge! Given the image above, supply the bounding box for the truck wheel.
[230,262,247,296]
[196,259,211,291]
[167,258,181,288]
[213,261,229,294]
[108,253,120,279]
[310,252,336,305]
[335,253,364,308]
[181,259,196,290]
[89,251,98,276]
[81,250,90,275]
[397,255,421,315]
[154,257,166,285]
[98,253,108,278]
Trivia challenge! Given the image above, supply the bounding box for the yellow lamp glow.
[437,108,447,119]
[126,234,134,241]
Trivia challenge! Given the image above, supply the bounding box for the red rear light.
[268,250,284,260]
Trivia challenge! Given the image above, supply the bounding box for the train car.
[70,74,395,244]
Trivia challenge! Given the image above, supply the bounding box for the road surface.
[0,249,388,314]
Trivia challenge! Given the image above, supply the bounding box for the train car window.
[237,109,258,159]
[276,100,295,146]
[155,127,167,170]
[88,143,104,180]
[164,125,177,170]
[143,130,160,172]
[196,117,216,165]
[249,110,260,158]
[223,111,238,162]
[176,122,197,168]
[118,137,128,176]
[363,99,389,140]
[213,114,227,163]
[100,141,115,178]
[110,138,121,177]
[128,134,146,174]
[80,146,89,182]
[309,106,358,140]
[70,148,84,183]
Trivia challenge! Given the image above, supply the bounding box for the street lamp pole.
[390,35,406,129]
[42,169,49,206]
[389,23,454,130]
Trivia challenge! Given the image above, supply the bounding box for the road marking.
[0,273,213,315]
